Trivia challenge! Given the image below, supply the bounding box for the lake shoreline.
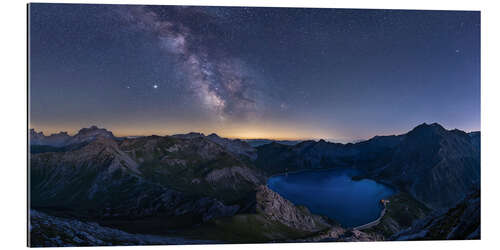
[266,167,395,228]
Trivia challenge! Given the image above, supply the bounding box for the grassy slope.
[362,192,431,238]
[120,136,263,204]
[138,154,258,204]
[176,214,319,243]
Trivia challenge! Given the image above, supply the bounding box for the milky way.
[119,6,260,120]
[29,4,480,140]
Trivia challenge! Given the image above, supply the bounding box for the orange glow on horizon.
[29,121,340,141]
[29,122,480,142]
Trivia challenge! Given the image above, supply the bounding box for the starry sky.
[29,4,480,142]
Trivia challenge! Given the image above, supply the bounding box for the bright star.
[280,103,288,110]
[153,84,159,89]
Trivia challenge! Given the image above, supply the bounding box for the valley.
[28,123,481,246]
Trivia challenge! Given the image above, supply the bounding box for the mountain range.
[255,123,480,210]
[28,123,480,246]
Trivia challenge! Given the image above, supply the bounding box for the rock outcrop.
[29,210,215,247]
[205,166,261,186]
[255,185,331,232]
[392,190,480,240]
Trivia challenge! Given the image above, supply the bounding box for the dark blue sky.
[29,4,480,141]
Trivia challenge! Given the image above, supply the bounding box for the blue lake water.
[267,168,395,227]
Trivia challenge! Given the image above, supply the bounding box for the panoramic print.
[28,3,480,246]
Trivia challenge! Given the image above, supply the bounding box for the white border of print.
[1,0,498,250]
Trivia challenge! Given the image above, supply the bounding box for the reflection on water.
[267,168,395,227]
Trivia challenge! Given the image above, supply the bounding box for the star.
[455,49,460,53]
[280,103,288,110]
[153,84,159,89]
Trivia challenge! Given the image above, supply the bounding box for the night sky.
[29,4,480,142]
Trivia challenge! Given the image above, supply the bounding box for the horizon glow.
[29,4,480,141]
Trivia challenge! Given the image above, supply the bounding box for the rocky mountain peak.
[30,126,114,147]
[402,123,449,146]
[75,125,114,138]
[207,133,220,138]
[376,123,480,209]
[67,126,115,145]
[409,122,446,136]
[30,128,44,136]
[204,133,257,160]
[30,129,45,142]
[172,132,205,139]
[30,128,71,147]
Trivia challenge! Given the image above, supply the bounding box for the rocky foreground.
[29,210,215,246]
[392,190,480,240]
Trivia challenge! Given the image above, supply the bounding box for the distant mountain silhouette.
[30,125,114,147]
[243,139,303,147]
[255,123,480,209]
